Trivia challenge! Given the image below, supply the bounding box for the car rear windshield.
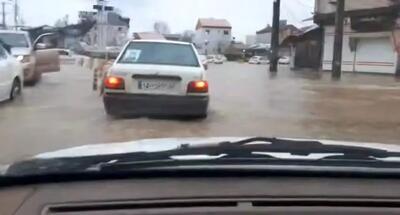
[0,33,29,48]
[118,42,200,67]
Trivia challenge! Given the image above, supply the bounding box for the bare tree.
[153,21,171,34]
[181,30,195,43]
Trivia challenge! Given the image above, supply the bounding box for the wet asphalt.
[0,62,399,164]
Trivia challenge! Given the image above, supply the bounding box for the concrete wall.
[194,27,231,54]
[322,25,398,74]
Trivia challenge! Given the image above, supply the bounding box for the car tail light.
[187,80,208,93]
[104,76,125,90]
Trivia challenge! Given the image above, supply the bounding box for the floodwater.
[0,62,399,164]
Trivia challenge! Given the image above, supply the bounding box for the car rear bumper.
[103,93,209,116]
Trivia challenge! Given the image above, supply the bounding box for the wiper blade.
[97,137,400,171]
[218,137,399,158]
[7,137,400,176]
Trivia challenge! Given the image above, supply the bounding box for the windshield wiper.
[7,137,400,176]
[94,137,400,171]
[218,137,399,158]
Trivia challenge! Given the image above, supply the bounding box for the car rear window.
[118,42,200,67]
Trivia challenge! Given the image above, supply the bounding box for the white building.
[315,0,400,75]
[79,11,130,47]
[193,18,232,55]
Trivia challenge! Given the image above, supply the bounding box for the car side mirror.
[35,43,48,50]
[203,63,208,70]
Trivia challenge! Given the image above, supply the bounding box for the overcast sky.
[13,0,315,41]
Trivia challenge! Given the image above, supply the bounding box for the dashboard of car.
[1,176,400,214]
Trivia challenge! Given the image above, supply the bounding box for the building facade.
[193,18,232,55]
[315,0,400,75]
[255,20,300,45]
[79,11,130,47]
[256,25,272,44]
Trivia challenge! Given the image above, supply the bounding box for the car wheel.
[10,78,22,100]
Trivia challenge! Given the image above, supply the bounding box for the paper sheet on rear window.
[122,49,141,62]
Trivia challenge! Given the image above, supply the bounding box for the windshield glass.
[118,42,199,67]
[1,0,400,178]
[0,33,29,48]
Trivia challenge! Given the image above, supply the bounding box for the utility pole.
[331,0,345,79]
[269,0,280,72]
[14,0,17,29]
[1,2,5,29]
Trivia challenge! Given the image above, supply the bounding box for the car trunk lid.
[110,63,204,96]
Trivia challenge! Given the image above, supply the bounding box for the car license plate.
[138,80,176,90]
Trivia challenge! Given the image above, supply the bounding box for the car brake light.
[104,76,125,90]
[187,80,208,93]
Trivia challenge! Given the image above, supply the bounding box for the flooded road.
[0,62,399,164]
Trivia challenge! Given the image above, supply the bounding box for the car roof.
[128,39,192,46]
[0,30,28,35]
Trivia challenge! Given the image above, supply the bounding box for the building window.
[224,30,229,35]
[205,29,210,34]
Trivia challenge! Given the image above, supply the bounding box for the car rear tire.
[10,78,22,100]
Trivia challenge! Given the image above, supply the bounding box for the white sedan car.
[279,56,290,64]
[0,43,23,102]
[103,40,209,118]
[249,56,269,65]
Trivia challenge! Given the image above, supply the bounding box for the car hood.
[33,137,400,160]
[10,47,31,56]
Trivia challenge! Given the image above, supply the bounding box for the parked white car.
[279,56,290,64]
[249,56,269,64]
[103,40,209,118]
[213,55,224,64]
[0,43,23,102]
[206,55,215,64]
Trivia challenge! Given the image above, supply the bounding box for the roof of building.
[280,26,322,47]
[133,32,166,40]
[256,23,300,35]
[256,25,272,34]
[247,43,271,50]
[196,18,232,30]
